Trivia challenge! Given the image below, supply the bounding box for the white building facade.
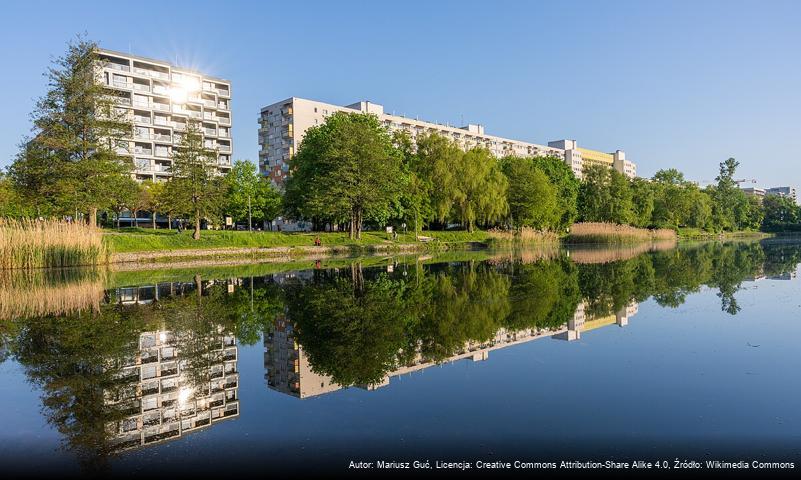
[258,97,636,186]
[96,48,233,181]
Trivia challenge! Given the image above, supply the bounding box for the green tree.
[578,165,633,224]
[762,194,800,231]
[284,112,405,238]
[710,157,748,231]
[169,121,226,239]
[225,159,263,231]
[629,177,654,228]
[10,36,133,224]
[106,174,138,228]
[500,156,559,229]
[531,156,580,231]
[414,133,463,226]
[452,148,508,232]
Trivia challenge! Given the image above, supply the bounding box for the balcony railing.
[134,116,151,124]
[218,145,231,153]
[217,117,230,125]
[134,67,170,80]
[188,111,202,119]
[204,128,217,136]
[203,99,216,108]
[152,86,170,96]
[217,103,229,110]
[107,63,130,72]
[112,80,130,89]
[134,148,153,156]
[153,118,170,126]
[133,83,150,92]
[172,122,186,131]
[134,132,153,140]
[154,134,171,142]
[217,88,230,97]
[154,149,170,157]
[153,103,170,112]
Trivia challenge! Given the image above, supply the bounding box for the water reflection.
[1,239,800,468]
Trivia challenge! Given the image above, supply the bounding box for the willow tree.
[284,112,404,239]
[169,121,226,239]
[10,35,132,224]
[453,148,508,232]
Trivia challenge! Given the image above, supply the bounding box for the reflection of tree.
[505,258,581,331]
[414,262,511,362]
[285,264,414,387]
[9,310,153,471]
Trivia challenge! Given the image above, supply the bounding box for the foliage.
[168,121,226,239]
[500,156,559,230]
[8,36,133,224]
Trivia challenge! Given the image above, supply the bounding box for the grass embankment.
[103,228,491,258]
[677,228,771,240]
[0,219,106,269]
[566,222,677,244]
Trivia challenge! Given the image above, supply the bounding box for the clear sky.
[1,0,799,190]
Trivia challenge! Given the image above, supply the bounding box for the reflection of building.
[258,97,637,186]
[105,281,240,451]
[263,316,340,399]
[552,301,639,342]
[105,330,239,451]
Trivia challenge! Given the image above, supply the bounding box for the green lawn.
[103,228,491,253]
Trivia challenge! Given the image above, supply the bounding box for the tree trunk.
[152,211,157,229]
[89,207,98,227]
[116,211,121,229]
[133,209,138,228]
[349,211,356,240]
[355,208,362,240]
[167,214,172,230]
[193,209,201,240]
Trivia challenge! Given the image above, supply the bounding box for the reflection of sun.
[178,387,194,405]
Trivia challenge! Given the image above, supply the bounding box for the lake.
[1,239,800,476]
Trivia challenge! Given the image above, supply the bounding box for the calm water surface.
[1,240,800,476]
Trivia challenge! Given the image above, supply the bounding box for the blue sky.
[1,0,799,190]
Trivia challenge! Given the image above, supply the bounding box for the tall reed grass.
[566,222,676,245]
[487,227,560,245]
[0,219,107,269]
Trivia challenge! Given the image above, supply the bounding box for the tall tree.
[224,159,282,231]
[530,156,580,231]
[452,148,508,232]
[500,156,559,230]
[284,112,405,239]
[169,121,226,239]
[11,36,133,224]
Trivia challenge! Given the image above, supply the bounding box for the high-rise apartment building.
[258,97,636,186]
[96,48,233,181]
[765,186,797,203]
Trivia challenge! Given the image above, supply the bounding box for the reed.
[0,219,107,270]
[566,222,677,245]
[0,268,105,320]
[487,227,560,245]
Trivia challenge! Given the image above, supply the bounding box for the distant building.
[765,186,797,202]
[258,97,637,186]
[741,187,766,199]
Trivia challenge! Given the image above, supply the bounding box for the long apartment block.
[258,97,636,186]
[96,48,233,181]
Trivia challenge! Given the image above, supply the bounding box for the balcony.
[188,111,202,119]
[217,116,230,125]
[133,83,150,93]
[217,102,229,111]
[153,117,170,127]
[204,128,217,136]
[218,145,231,153]
[134,67,170,80]
[134,147,152,156]
[203,99,216,108]
[134,132,153,140]
[216,88,230,97]
[107,62,130,72]
[172,122,186,131]
[133,116,151,124]
[112,80,130,89]
[154,164,171,173]
[154,133,171,142]
[153,103,170,112]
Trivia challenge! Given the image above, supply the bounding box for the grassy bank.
[566,222,677,244]
[677,228,771,240]
[103,228,491,254]
[1,219,107,269]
